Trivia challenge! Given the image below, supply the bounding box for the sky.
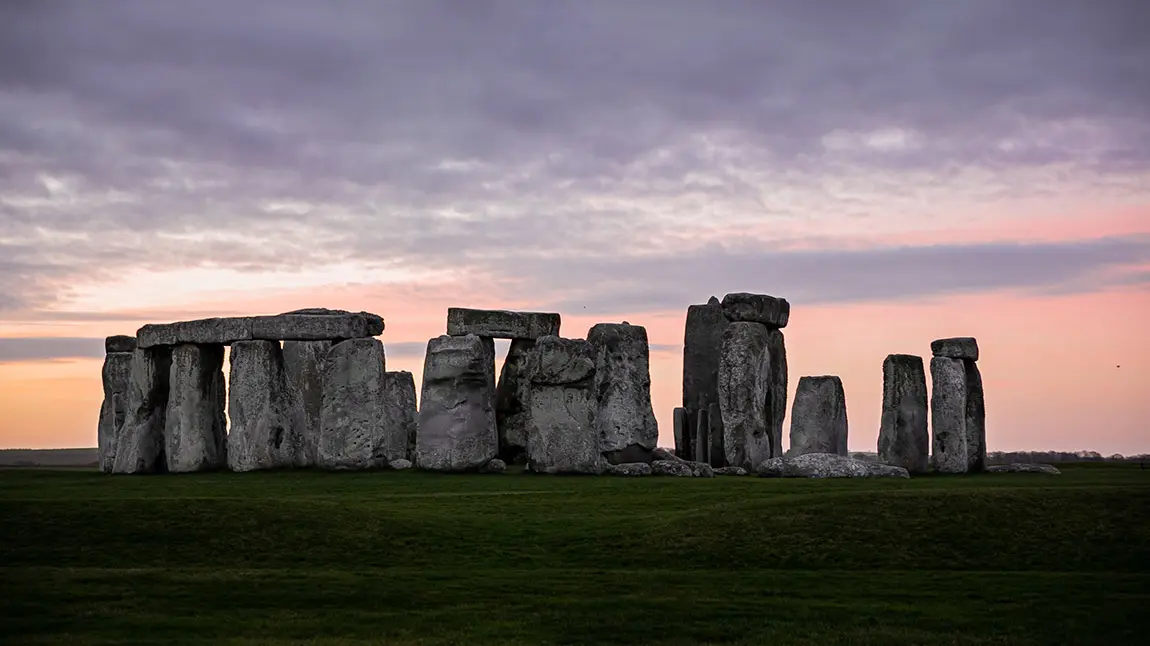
[1,0,1148,454]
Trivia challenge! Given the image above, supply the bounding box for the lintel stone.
[720,293,790,328]
[446,307,560,339]
[136,310,383,348]
[931,337,979,361]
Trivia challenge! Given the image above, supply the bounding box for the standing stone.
[164,344,227,472]
[525,336,602,474]
[788,376,848,457]
[693,407,710,464]
[877,354,929,473]
[673,407,687,459]
[416,334,498,471]
[97,350,134,473]
[931,356,968,473]
[708,402,724,467]
[588,323,659,464]
[717,322,772,471]
[766,328,788,458]
[495,338,535,463]
[112,347,172,474]
[964,359,986,473]
[317,338,390,470]
[383,371,418,462]
[283,340,332,467]
[682,297,728,459]
[227,340,302,472]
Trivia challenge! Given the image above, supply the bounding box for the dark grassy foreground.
[1,465,1147,645]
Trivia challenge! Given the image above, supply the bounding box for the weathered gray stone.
[714,466,749,476]
[283,340,332,467]
[112,347,172,474]
[766,328,788,458]
[788,376,848,457]
[694,408,710,464]
[718,322,772,470]
[97,352,133,473]
[138,317,253,349]
[651,460,694,477]
[964,359,987,473]
[988,463,1060,475]
[446,308,560,340]
[605,462,652,476]
[482,457,507,473]
[227,340,302,472]
[682,296,728,459]
[757,453,910,478]
[931,356,968,474]
[708,402,724,466]
[688,462,715,478]
[720,292,790,328]
[525,337,602,474]
[673,407,687,459]
[588,323,659,464]
[416,334,498,471]
[931,337,979,361]
[383,370,418,463]
[388,458,413,470]
[495,338,535,463]
[878,354,930,473]
[105,335,137,354]
[652,447,685,463]
[164,344,227,473]
[137,311,383,348]
[317,338,391,470]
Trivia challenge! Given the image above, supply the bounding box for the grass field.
[1,464,1147,645]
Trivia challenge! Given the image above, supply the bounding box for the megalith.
[682,296,728,459]
[112,347,172,474]
[383,370,418,463]
[720,292,791,328]
[788,376,848,456]
[765,328,788,458]
[283,340,332,467]
[416,334,498,471]
[227,340,302,472]
[930,356,968,473]
[164,344,227,472]
[931,337,979,361]
[717,322,772,470]
[877,354,929,473]
[588,323,659,464]
[672,407,687,459]
[495,338,535,463]
[317,338,392,470]
[525,336,602,474]
[693,406,710,464]
[964,359,986,472]
[446,308,560,339]
[97,340,135,473]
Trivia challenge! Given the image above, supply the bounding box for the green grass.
[2,465,1147,645]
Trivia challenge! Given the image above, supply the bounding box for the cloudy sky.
[1,0,1148,453]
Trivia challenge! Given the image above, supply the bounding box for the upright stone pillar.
[788,376,848,456]
[317,338,390,470]
[682,297,728,459]
[930,337,985,473]
[693,407,710,464]
[112,346,172,474]
[227,340,302,472]
[525,336,602,474]
[416,334,498,471]
[766,328,788,458]
[588,323,659,464]
[930,356,968,473]
[164,344,227,472]
[964,359,986,472]
[707,402,724,467]
[382,370,418,463]
[97,336,136,473]
[877,354,929,473]
[717,322,772,471]
[495,338,535,463]
[283,340,332,468]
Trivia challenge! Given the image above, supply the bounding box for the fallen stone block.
[164,344,227,473]
[651,460,694,477]
[446,307,560,339]
[481,458,507,473]
[987,463,1061,475]
[105,335,137,354]
[757,453,910,478]
[688,462,715,478]
[720,292,790,328]
[495,338,535,463]
[416,334,498,471]
[682,296,728,459]
[112,347,172,474]
[718,322,772,470]
[878,354,929,473]
[605,462,652,477]
[525,337,602,474]
[931,356,968,474]
[283,340,332,467]
[317,338,390,470]
[588,322,659,464]
[931,337,979,361]
[97,351,134,473]
[788,376,848,457]
[227,340,303,472]
[713,466,748,476]
[388,458,413,470]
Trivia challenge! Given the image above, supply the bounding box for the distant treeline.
[985,451,1149,464]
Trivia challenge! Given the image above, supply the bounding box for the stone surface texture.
[495,338,535,463]
[605,462,652,476]
[317,338,393,470]
[482,458,507,473]
[681,297,728,459]
[757,453,910,479]
[112,347,172,474]
[136,310,383,348]
[717,322,772,470]
[227,340,303,472]
[765,328,788,458]
[446,308,560,339]
[688,462,715,478]
[383,370,419,462]
[930,356,969,473]
[714,466,749,476]
[651,460,694,477]
[164,344,227,472]
[672,407,687,459]
[694,407,710,464]
[877,354,930,473]
[416,334,498,471]
[588,323,659,463]
[987,463,1061,475]
[105,335,137,353]
[719,292,791,328]
[282,340,332,467]
[964,359,987,473]
[525,337,602,474]
[388,458,413,470]
[931,337,979,361]
[97,352,134,473]
[788,376,848,457]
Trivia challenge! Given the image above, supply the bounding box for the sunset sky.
[1,1,1148,454]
